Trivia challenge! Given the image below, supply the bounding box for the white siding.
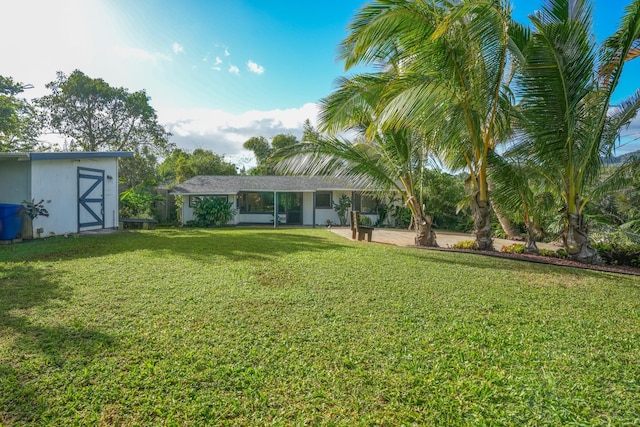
[302,192,314,225]
[314,190,351,226]
[30,158,120,237]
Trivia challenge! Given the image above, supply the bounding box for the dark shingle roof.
[171,175,368,195]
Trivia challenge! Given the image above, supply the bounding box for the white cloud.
[112,46,172,63]
[247,60,264,75]
[212,66,222,71]
[224,47,230,57]
[172,42,184,54]
[215,56,222,65]
[228,65,240,75]
[158,103,320,166]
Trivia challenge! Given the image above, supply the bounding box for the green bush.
[120,187,159,219]
[358,214,373,226]
[592,242,640,267]
[193,197,237,227]
[451,240,478,250]
[392,206,412,228]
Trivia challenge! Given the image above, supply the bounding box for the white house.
[0,151,133,239]
[171,175,386,227]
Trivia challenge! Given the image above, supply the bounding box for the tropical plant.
[332,194,352,226]
[119,187,159,219]
[488,153,560,253]
[515,0,640,263]
[21,199,49,220]
[333,0,527,250]
[276,73,438,246]
[193,197,236,227]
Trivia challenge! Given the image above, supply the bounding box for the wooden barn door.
[77,167,105,231]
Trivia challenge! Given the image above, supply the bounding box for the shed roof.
[0,151,133,161]
[171,175,371,195]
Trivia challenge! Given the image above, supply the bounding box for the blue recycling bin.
[0,203,24,240]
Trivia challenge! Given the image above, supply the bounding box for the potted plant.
[21,199,49,239]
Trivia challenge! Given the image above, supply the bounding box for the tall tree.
[335,0,526,250]
[243,134,299,175]
[158,148,237,185]
[37,70,172,155]
[0,75,42,151]
[516,0,640,263]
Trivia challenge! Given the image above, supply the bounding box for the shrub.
[392,206,412,228]
[120,187,159,219]
[592,242,640,267]
[333,195,352,226]
[451,240,478,250]
[358,214,373,226]
[537,248,558,258]
[193,197,237,227]
[501,243,525,254]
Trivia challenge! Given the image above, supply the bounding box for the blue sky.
[2,0,639,163]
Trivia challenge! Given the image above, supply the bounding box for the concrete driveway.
[328,226,560,251]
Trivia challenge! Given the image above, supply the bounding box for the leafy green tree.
[244,134,299,175]
[302,119,320,143]
[515,0,640,263]
[334,0,526,250]
[243,136,272,165]
[421,169,473,233]
[158,148,237,185]
[37,70,172,154]
[0,75,42,151]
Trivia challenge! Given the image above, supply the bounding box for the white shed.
[0,151,133,239]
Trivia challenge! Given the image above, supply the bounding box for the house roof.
[0,151,133,161]
[171,175,372,195]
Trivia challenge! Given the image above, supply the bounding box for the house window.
[189,195,228,207]
[316,191,332,209]
[353,192,376,214]
[238,192,275,213]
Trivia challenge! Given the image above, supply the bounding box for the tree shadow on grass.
[0,264,116,424]
[0,228,352,264]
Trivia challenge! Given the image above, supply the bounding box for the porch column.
[312,192,316,228]
[274,191,277,228]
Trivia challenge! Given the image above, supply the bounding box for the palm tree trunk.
[524,222,539,254]
[563,213,602,264]
[415,214,437,247]
[490,201,522,241]
[471,190,493,250]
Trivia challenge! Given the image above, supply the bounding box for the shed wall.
[0,160,30,203]
[30,158,120,236]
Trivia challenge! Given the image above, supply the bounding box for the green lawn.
[1,228,639,425]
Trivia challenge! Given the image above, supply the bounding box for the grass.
[1,228,639,426]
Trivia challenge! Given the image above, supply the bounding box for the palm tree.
[516,0,640,263]
[489,152,559,252]
[336,0,526,250]
[276,73,438,247]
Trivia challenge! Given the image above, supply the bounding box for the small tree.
[193,197,236,227]
[333,195,352,226]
